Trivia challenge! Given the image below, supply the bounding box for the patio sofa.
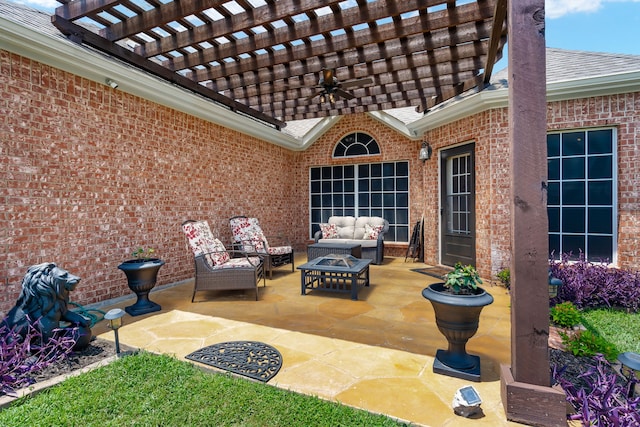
[313,216,389,264]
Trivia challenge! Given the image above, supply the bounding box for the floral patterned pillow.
[320,223,338,239]
[363,223,384,240]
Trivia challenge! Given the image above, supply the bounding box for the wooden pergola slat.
[53,0,506,126]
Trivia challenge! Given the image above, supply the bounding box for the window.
[333,132,380,157]
[309,161,410,242]
[547,128,617,263]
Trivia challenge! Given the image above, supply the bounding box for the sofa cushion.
[354,216,386,239]
[317,238,378,248]
[319,223,338,239]
[363,223,384,240]
[328,216,356,239]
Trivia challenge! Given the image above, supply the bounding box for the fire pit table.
[297,254,372,300]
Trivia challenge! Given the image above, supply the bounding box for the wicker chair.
[181,220,265,302]
[229,216,295,280]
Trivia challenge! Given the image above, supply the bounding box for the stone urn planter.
[118,252,165,316]
[422,264,494,382]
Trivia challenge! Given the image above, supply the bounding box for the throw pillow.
[320,223,338,239]
[363,223,384,240]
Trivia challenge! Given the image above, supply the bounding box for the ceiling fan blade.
[340,77,373,90]
[334,88,355,100]
[305,89,323,101]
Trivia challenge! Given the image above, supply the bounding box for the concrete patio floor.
[92,255,524,426]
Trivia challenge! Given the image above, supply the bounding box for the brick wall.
[0,51,301,313]
[2,48,639,313]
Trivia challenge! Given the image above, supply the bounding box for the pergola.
[51,0,506,128]
[50,0,565,424]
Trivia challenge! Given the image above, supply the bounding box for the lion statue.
[2,263,92,350]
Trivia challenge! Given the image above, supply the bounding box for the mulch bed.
[29,338,124,384]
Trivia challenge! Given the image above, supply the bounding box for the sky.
[9,0,640,73]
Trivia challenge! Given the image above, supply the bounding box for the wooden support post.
[500,0,567,425]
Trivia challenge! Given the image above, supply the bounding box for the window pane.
[562,157,585,180]
[588,129,613,154]
[547,182,560,205]
[563,235,585,258]
[370,163,382,177]
[358,164,369,177]
[322,181,331,193]
[396,226,409,242]
[311,168,320,180]
[383,193,394,206]
[396,162,408,175]
[333,194,343,207]
[588,236,613,262]
[588,207,612,233]
[371,193,382,207]
[344,166,355,178]
[311,181,321,193]
[332,166,343,179]
[562,182,585,205]
[396,209,409,224]
[397,177,408,191]
[562,207,585,233]
[371,179,382,191]
[333,181,343,192]
[344,194,354,207]
[548,158,560,180]
[384,209,395,223]
[311,210,321,223]
[358,193,369,207]
[547,134,560,157]
[322,166,332,179]
[549,234,560,259]
[345,144,368,156]
[548,207,560,232]
[311,195,321,207]
[588,181,612,205]
[396,193,408,207]
[588,156,612,179]
[562,132,585,155]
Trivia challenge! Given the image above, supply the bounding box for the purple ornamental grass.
[553,355,640,426]
[0,320,75,397]
[549,252,640,311]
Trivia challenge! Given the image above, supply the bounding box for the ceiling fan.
[306,68,373,103]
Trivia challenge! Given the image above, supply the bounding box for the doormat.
[411,266,453,280]
[186,341,282,382]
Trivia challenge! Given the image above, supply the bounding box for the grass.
[580,308,640,354]
[0,352,406,427]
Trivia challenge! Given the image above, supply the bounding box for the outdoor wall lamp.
[104,308,125,356]
[419,141,432,162]
[105,78,118,89]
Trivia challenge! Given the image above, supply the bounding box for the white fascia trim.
[408,71,640,136]
[366,111,419,139]
[293,116,343,150]
[0,16,305,150]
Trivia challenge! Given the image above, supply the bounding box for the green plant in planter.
[132,247,156,261]
[443,263,483,294]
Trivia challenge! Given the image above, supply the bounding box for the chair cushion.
[267,246,292,255]
[213,256,261,269]
[230,216,269,253]
[319,223,338,239]
[182,221,230,267]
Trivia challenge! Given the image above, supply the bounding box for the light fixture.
[618,352,640,397]
[329,92,335,103]
[105,78,118,89]
[419,141,432,162]
[104,308,125,356]
[319,94,325,103]
[548,272,563,298]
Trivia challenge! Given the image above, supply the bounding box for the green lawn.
[0,352,406,427]
[581,308,640,354]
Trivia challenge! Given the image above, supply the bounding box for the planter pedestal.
[118,259,165,316]
[422,283,494,382]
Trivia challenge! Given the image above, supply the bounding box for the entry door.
[440,144,476,266]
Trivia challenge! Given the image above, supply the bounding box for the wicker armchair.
[181,220,265,302]
[229,216,295,279]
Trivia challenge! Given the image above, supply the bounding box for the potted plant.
[421,262,494,381]
[117,248,165,316]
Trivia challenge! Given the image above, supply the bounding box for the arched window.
[333,132,380,158]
